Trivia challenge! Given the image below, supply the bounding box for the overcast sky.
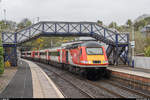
[0,0,150,25]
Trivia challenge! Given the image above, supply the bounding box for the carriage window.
[35,52,38,55]
[21,53,25,55]
[80,49,82,55]
[27,53,31,55]
[48,52,51,56]
[40,52,45,55]
[57,52,60,56]
[48,51,60,56]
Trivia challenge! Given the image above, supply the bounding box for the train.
[21,41,111,80]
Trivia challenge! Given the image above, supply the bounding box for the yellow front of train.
[79,42,108,67]
[86,47,108,66]
[79,41,110,80]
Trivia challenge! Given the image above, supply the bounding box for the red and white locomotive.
[21,41,110,80]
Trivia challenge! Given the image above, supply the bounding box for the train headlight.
[88,61,92,64]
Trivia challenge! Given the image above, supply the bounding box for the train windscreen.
[86,48,103,55]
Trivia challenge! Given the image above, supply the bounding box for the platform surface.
[108,65,150,79]
[0,59,33,98]
[23,59,64,98]
[0,59,64,98]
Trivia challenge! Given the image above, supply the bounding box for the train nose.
[86,55,107,64]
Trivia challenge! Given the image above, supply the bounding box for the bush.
[134,31,146,54]
[144,46,150,57]
[0,47,4,74]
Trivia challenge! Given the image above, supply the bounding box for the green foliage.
[134,17,150,31]
[126,19,132,27]
[145,37,150,46]
[134,31,146,54]
[0,47,4,75]
[144,46,150,57]
[144,17,150,24]
[0,20,17,33]
[22,37,76,51]
[97,20,103,25]
[0,21,8,32]
[32,38,44,50]
[17,18,32,30]
[134,19,146,31]
[117,25,130,32]
[108,22,117,28]
[0,20,5,74]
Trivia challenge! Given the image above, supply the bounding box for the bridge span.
[1,21,129,66]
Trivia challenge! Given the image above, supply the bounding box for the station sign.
[130,41,135,48]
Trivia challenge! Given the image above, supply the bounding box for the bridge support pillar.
[3,44,17,67]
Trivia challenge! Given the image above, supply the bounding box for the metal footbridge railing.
[2,21,129,66]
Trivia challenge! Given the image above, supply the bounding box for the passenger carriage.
[21,41,110,80]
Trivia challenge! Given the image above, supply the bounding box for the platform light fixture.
[131,23,135,68]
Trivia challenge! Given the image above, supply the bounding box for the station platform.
[0,59,64,98]
[108,65,150,92]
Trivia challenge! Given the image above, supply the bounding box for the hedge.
[0,47,4,74]
[144,46,150,57]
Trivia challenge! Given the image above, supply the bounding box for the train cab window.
[86,48,103,55]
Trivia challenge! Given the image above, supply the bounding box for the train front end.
[79,41,110,80]
[79,41,108,67]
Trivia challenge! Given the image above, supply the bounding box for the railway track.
[35,61,148,98]
[50,69,95,98]
[39,63,95,98]
[71,74,145,98]
[105,80,150,98]
[36,62,126,98]
[85,80,125,98]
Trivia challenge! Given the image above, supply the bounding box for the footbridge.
[2,21,129,66]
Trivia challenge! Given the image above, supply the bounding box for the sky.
[0,0,150,25]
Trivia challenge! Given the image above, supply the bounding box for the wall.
[135,56,150,69]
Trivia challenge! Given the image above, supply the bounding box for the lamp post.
[131,23,135,67]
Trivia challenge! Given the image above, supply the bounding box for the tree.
[0,20,4,74]
[97,20,103,25]
[0,20,16,33]
[144,17,150,24]
[126,19,132,27]
[134,19,146,31]
[108,22,117,28]
[0,47,4,74]
[17,18,32,30]
[32,38,44,50]
[144,46,150,57]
